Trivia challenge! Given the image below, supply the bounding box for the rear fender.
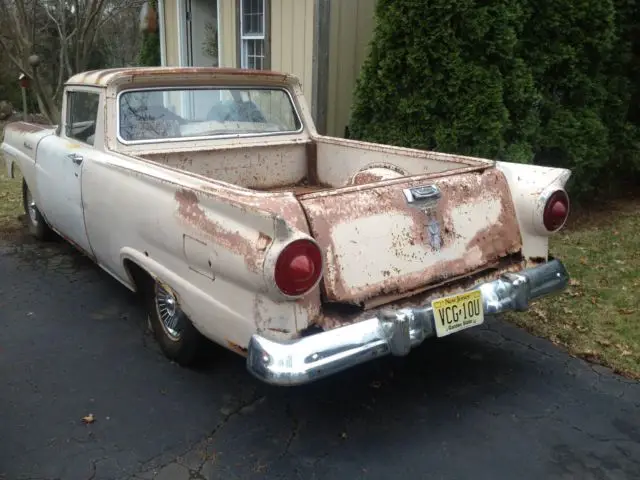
[496,161,572,261]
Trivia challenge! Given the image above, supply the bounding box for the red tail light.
[274,239,323,296]
[543,190,570,231]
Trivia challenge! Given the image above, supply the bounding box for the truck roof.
[65,67,295,88]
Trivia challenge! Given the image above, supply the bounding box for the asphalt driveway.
[1,234,639,480]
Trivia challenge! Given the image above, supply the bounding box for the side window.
[66,91,100,146]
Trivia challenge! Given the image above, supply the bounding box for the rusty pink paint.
[175,188,270,274]
[8,122,50,134]
[67,67,293,87]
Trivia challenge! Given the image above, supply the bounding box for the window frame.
[115,85,304,146]
[236,0,271,70]
[63,88,102,147]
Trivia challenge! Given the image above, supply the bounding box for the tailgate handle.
[403,185,441,207]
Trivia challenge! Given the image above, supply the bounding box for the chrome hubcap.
[155,283,183,341]
[26,189,38,224]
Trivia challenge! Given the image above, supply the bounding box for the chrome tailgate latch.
[403,185,442,251]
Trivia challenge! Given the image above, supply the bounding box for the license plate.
[432,289,484,338]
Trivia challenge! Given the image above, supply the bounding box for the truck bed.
[138,136,492,192]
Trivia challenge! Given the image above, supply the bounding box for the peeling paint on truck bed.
[299,168,522,304]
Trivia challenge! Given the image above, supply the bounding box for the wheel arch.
[122,257,155,297]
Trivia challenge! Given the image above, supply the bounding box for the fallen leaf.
[613,230,620,236]
[619,309,636,315]
[591,296,598,305]
[596,339,611,347]
[621,350,633,357]
[579,350,602,363]
[569,279,581,287]
[563,307,573,314]
[580,257,589,265]
[531,307,548,322]
[82,413,96,424]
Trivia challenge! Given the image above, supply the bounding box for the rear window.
[117,87,302,143]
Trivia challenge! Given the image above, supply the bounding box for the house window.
[239,0,268,69]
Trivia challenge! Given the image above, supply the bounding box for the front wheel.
[145,279,205,366]
[22,180,53,241]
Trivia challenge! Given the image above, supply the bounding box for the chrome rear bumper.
[247,259,569,386]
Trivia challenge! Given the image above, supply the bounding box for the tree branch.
[0,35,31,76]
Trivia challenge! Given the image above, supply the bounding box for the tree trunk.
[32,72,60,124]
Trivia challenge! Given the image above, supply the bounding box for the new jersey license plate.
[432,289,484,338]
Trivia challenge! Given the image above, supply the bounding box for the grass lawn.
[0,150,637,377]
[507,199,640,379]
[0,169,24,238]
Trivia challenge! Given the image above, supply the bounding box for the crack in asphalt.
[485,325,560,359]
[586,362,638,385]
[132,393,267,479]
[207,393,265,441]
[277,403,300,460]
[87,458,100,480]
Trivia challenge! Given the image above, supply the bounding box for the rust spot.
[252,178,331,196]
[174,188,265,273]
[68,66,293,87]
[8,121,51,134]
[348,165,407,186]
[227,341,248,356]
[267,327,291,334]
[294,287,322,331]
[349,171,387,185]
[257,232,272,252]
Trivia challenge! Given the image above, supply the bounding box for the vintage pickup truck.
[1,67,571,386]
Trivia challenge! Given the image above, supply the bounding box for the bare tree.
[0,0,145,123]
[101,4,143,67]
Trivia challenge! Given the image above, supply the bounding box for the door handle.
[67,153,83,165]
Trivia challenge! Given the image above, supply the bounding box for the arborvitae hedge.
[349,0,640,197]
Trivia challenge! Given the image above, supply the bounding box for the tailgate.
[298,167,523,305]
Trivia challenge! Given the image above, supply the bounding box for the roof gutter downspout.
[158,0,167,66]
[311,0,330,136]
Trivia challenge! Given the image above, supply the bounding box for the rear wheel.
[22,180,53,241]
[145,279,205,366]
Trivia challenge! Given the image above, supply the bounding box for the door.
[35,89,100,255]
